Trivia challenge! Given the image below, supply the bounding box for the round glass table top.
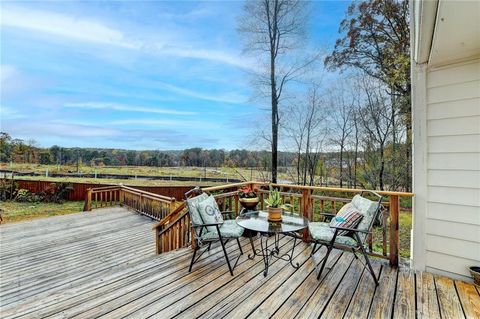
[236,211,308,233]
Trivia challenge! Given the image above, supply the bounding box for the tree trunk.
[339,146,343,188]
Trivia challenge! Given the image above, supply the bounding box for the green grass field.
[0,201,85,223]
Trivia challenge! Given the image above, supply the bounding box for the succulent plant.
[264,186,282,208]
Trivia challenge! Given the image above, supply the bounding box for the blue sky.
[0,1,350,150]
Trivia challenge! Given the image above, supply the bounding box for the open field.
[0,163,281,181]
[10,175,218,187]
[0,200,84,223]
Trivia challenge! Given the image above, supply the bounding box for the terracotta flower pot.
[268,207,282,222]
[239,197,259,210]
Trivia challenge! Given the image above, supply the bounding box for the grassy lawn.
[372,210,412,259]
[0,201,84,224]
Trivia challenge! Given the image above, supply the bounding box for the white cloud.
[1,6,139,49]
[157,82,247,104]
[0,5,253,69]
[64,102,196,115]
[106,118,221,129]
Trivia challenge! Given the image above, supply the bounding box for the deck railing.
[152,181,413,267]
[84,185,176,221]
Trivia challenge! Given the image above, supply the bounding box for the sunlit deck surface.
[1,208,479,319]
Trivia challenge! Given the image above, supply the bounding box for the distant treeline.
[0,132,296,169]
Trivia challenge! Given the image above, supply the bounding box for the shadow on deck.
[1,208,479,318]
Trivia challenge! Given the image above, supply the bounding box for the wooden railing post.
[302,189,313,241]
[389,195,400,267]
[83,188,92,211]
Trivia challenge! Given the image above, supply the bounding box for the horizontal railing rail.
[152,181,413,267]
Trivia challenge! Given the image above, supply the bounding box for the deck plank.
[293,253,355,319]
[133,237,294,319]
[270,250,343,319]
[367,264,398,319]
[0,207,474,319]
[343,263,382,319]
[435,275,466,319]
[393,268,416,319]
[320,258,365,319]
[416,271,441,319]
[455,280,480,319]
[198,242,310,319]
[248,245,328,318]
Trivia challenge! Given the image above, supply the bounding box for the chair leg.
[311,242,318,256]
[219,235,234,276]
[237,238,243,255]
[207,242,212,251]
[360,246,379,286]
[317,244,333,280]
[189,246,198,273]
[355,234,379,286]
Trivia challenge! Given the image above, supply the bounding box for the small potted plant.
[469,266,480,288]
[238,186,259,210]
[264,187,283,222]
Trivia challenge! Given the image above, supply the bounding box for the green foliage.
[3,180,73,204]
[264,187,282,208]
[14,189,41,202]
[39,182,74,203]
[0,178,17,200]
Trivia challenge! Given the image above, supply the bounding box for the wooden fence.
[152,181,414,267]
[13,179,194,201]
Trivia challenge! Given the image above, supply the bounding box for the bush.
[39,183,74,203]
[14,189,41,202]
[6,182,74,204]
[0,179,18,201]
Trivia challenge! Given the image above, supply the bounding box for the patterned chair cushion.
[197,195,224,232]
[186,193,209,236]
[351,195,379,241]
[308,222,358,247]
[329,203,363,236]
[201,220,244,240]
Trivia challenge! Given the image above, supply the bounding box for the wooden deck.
[1,208,479,319]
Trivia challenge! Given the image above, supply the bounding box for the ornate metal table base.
[248,232,300,277]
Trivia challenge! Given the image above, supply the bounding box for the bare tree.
[357,77,393,190]
[328,83,354,188]
[238,0,310,183]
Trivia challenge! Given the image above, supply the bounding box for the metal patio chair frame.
[186,187,243,276]
[310,190,383,286]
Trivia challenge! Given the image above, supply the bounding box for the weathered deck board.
[1,207,479,319]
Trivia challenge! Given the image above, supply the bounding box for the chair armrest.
[320,212,336,217]
[330,225,370,234]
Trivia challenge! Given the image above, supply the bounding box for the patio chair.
[185,187,244,276]
[309,191,383,285]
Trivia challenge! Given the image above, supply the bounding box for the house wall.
[414,58,480,280]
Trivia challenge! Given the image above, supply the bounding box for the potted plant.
[264,187,283,222]
[238,186,259,210]
[469,266,480,288]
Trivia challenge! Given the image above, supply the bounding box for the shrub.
[39,183,74,203]
[14,189,40,202]
[0,179,18,201]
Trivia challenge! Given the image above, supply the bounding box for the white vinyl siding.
[423,59,480,280]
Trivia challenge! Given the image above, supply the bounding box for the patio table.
[236,211,308,277]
